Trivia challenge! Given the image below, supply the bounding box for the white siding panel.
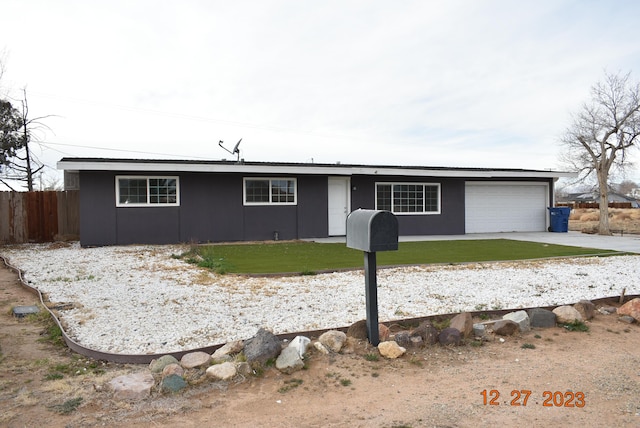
[465,183,548,233]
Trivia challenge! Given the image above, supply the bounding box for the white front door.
[328,177,350,236]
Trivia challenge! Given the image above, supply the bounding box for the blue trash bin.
[548,207,571,232]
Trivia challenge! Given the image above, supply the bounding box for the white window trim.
[243,177,297,206]
[375,182,441,215]
[115,176,180,207]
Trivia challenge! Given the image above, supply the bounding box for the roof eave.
[56,158,577,179]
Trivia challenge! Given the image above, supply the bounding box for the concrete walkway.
[311,231,640,254]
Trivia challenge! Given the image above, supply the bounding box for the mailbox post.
[346,209,398,346]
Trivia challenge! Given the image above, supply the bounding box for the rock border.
[106,298,639,400]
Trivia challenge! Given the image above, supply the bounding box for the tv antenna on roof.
[218,138,242,162]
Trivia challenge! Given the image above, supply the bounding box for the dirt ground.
[1,259,640,427]
[569,207,640,234]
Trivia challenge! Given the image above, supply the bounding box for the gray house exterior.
[57,158,574,247]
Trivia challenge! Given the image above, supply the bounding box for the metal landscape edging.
[2,253,638,365]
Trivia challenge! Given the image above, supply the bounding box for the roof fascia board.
[56,160,576,179]
[57,161,353,175]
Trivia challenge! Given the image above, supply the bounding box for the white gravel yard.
[1,242,639,355]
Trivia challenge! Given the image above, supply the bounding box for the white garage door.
[465,182,549,233]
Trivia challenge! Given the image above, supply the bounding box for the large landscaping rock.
[276,346,305,374]
[206,362,237,381]
[493,320,519,336]
[394,332,412,348]
[243,328,281,365]
[109,372,155,401]
[162,363,184,378]
[289,336,311,358]
[346,320,368,340]
[161,374,187,393]
[212,340,244,362]
[503,310,530,332]
[379,323,390,342]
[450,312,473,338]
[618,298,640,322]
[318,330,347,353]
[378,341,406,359]
[528,308,556,328]
[345,321,389,342]
[438,327,461,346]
[411,321,438,345]
[553,306,583,324]
[574,300,596,320]
[180,351,212,369]
[149,355,180,373]
[472,323,486,338]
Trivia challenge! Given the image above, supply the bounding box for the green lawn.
[177,239,619,274]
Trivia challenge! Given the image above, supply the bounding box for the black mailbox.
[346,209,398,346]
[346,209,398,252]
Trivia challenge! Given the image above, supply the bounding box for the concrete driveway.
[403,231,640,254]
[313,231,640,254]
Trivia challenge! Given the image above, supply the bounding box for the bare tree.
[0,89,54,191]
[0,49,6,85]
[615,179,638,196]
[560,71,640,235]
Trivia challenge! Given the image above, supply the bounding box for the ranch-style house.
[57,158,575,247]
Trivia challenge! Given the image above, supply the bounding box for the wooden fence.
[0,191,79,244]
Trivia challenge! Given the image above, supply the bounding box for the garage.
[465,182,549,233]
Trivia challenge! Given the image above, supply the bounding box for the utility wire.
[39,141,215,160]
[28,90,367,142]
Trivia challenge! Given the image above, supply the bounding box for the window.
[375,182,440,214]
[116,176,179,206]
[244,178,296,205]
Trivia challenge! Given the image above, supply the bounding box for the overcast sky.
[2,0,640,189]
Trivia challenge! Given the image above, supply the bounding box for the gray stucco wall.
[79,171,118,246]
[78,170,548,246]
[117,207,180,244]
[78,171,331,246]
[296,175,328,239]
[179,173,243,243]
[350,175,466,235]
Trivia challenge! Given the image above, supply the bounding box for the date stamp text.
[481,389,585,407]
